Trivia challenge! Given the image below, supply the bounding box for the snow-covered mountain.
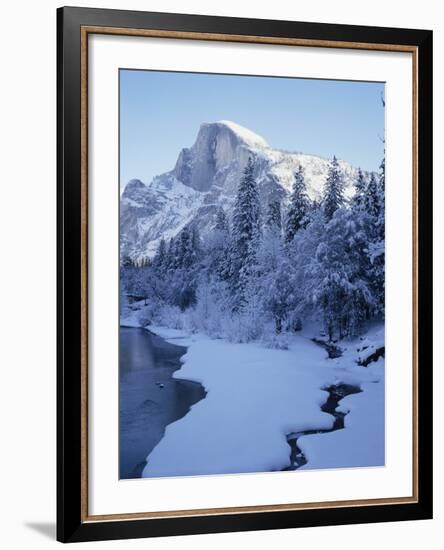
[121,120,360,260]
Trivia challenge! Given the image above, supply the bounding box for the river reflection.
[119,327,205,479]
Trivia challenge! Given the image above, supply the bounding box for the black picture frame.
[57,6,433,543]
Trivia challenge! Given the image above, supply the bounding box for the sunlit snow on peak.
[215,120,269,149]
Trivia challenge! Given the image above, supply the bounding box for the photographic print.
[119,70,386,480]
[58,9,432,541]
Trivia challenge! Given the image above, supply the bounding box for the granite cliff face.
[173,121,265,192]
[120,121,359,261]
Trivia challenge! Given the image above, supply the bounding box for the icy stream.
[283,384,362,470]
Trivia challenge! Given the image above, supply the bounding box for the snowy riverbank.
[126,321,385,478]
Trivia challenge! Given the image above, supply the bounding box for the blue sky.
[120,69,384,189]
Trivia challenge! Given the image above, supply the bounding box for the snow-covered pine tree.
[164,226,199,310]
[349,169,374,308]
[351,168,367,211]
[285,165,309,242]
[232,157,260,250]
[266,199,282,231]
[367,156,385,315]
[191,225,201,263]
[121,255,134,267]
[309,208,374,340]
[229,157,261,300]
[376,157,385,240]
[255,197,288,332]
[167,237,180,271]
[178,226,195,269]
[163,238,174,272]
[153,238,167,271]
[287,206,326,328]
[264,255,296,333]
[124,263,150,304]
[365,172,380,220]
[323,156,345,221]
[205,208,231,282]
[215,207,229,232]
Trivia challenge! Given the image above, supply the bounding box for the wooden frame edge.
[82,25,418,53]
[83,496,418,524]
[411,47,419,502]
[80,25,89,522]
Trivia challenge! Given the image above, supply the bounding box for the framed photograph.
[57,6,433,543]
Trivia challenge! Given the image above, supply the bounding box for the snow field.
[141,325,384,477]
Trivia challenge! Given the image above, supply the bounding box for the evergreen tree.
[323,156,345,221]
[163,238,174,272]
[365,172,380,219]
[119,148,385,344]
[215,207,229,232]
[232,157,260,253]
[309,208,374,339]
[265,256,295,333]
[305,198,322,225]
[169,235,181,270]
[266,199,282,231]
[165,226,200,310]
[206,208,231,282]
[191,225,201,263]
[351,168,367,211]
[124,263,150,304]
[376,157,385,240]
[285,165,308,242]
[256,206,288,332]
[153,238,167,271]
[121,255,134,267]
[230,157,261,299]
[178,226,195,269]
[367,157,385,315]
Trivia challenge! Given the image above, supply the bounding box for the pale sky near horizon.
[120,69,385,190]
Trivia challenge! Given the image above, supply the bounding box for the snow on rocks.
[120,121,360,262]
[216,120,270,149]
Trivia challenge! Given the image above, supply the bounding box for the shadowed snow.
[140,325,384,478]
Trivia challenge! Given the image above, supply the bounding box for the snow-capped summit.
[173,120,268,192]
[121,121,362,261]
[216,120,269,149]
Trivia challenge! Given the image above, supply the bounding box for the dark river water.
[283,383,362,470]
[119,327,206,479]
